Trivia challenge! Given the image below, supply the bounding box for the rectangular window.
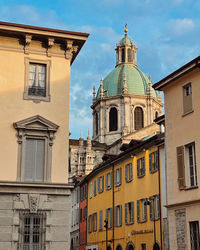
[125,202,134,225]
[20,213,45,250]
[183,83,193,114]
[141,243,146,250]
[106,208,112,228]
[149,150,159,173]
[88,215,92,233]
[190,221,200,250]
[149,195,160,221]
[24,139,45,182]
[114,168,121,186]
[99,210,103,231]
[90,183,93,198]
[137,199,147,223]
[125,163,133,182]
[94,180,97,196]
[114,205,122,227]
[137,157,145,178]
[92,213,97,232]
[105,172,112,190]
[98,176,104,193]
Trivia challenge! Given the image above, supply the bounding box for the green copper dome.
[120,35,133,46]
[97,64,158,98]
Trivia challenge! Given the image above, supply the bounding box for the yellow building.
[86,133,164,250]
[0,21,88,249]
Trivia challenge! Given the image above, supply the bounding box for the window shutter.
[130,202,134,223]
[35,139,45,181]
[90,183,92,197]
[149,153,152,173]
[98,177,100,193]
[114,206,117,226]
[110,208,113,228]
[24,139,35,181]
[110,172,112,188]
[142,157,145,176]
[114,169,117,186]
[130,164,133,180]
[157,195,160,219]
[177,146,185,189]
[144,199,147,222]
[125,203,128,224]
[156,150,159,170]
[149,196,153,220]
[137,160,139,177]
[125,165,127,182]
[99,210,102,230]
[119,205,122,226]
[102,176,104,192]
[137,200,140,222]
[119,168,121,185]
[105,174,108,190]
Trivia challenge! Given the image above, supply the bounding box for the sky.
[1,0,200,138]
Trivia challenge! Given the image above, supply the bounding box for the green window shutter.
[130,163,133,180]
[102,176,104,192]
[94,180,96,196]
[149,196,153,220]
[114,169,117,186]
[119,205,122,226]
[142,157,145,176]
[137,160,140,177]
[99,210,103,230]
[97,177,100,193]
[125,165,127,182]
[155,150,159,171]
[177,146,185,190]
[149,153,152,173]
[105,174,108,190]
[144,199,147,222]
[110,208,113,228]
[119,168,121,185]
[125,203,128,224]
[114,206,117,226]
[110,172,112,188]
[137,200,140,222]
[130,202,134,223]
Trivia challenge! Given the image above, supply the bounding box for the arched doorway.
[153,242,160,250]
[116,244,123,250]
[126,242,135,250]
[107,245,112,250]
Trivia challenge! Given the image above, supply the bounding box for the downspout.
[112,164,115,250]
[158,145,163,250]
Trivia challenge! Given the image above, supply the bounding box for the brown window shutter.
[177,146,185,190]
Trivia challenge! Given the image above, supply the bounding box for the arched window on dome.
[134,107,144,130]
[109,107,118,132]
[155,111,159,120]
[95,113,98,135]
[121,48,125,63]
[128,48,133,63]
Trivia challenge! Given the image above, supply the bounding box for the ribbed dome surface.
[97,64,158,98]
[120,35,133,46]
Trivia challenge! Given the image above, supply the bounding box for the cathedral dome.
[120,35,133,46]
[96,64,158,98]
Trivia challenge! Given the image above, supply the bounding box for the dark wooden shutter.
[119,205,122,226]
[130,202,134,223]
[110,172,112,188]
[137,160,140,177]
[99,210,102,230]
[119,168,121,185]
[137,200,140,222]
[114,169,117,186]
[105,174,108,190]
[125,203,128,224]
[130,163,133,180]
[177,146,185,190]
[144,199,147,222]
[142,157,145,176]
[125,165,127,182]
[149,196,153,220]
[149,153,152,173]
[114,206,117,226]
[155,150,159,171]
[97,177,100,193]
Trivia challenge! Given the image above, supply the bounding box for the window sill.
[114,183,121,187]
[106,187,112,190]
[137,174,145,178]
[150,169,158,174]
[125,179,133,183]
[138,220,147,224]
[23,92,50,102]
[184,185,198,191]
[125,222,134,225]
[182,109,194,117]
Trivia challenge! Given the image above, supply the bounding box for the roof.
[96,64,157,98]
[0,21,89,64]
[69,138,107,149]
[153,56,200,90]
[120,35,133,46]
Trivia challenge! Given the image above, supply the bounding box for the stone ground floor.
[0,182,73,250]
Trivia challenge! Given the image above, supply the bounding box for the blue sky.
[1,0,200,138]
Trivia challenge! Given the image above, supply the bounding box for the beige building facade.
[0,21,88,250]
[154,56,200,250]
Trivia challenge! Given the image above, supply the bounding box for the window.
[14,115,58,182]
[128,48,134,63]
[190,221,200,250]
[24,58,51,102]
[149,151,159,173]
[98,176,104,193]
[137,199,147,223]
[114,205,122,227]
[155,111,159,119]
[125,202,134,225]
[109,107,118,132]
[106,208,112,228]
[114,168,121,186]
[88,215,92,233]
[19,212,45,250]
[121,48,125,62]
[95,113,99,135]
[149,195,160,220]
[134,107,144,130]
[99,210,103,230]
[105,172,112,190]
[90,183,93,198]
[94,180,97,196]
[177,142,197,189]
[141,244,146,250]
[137,157,145,178]
[183,83,193,114]
[125,163,133,182]
[92,213,97,232]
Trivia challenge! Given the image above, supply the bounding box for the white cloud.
[170,18,195,36]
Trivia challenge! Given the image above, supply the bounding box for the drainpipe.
[112,164,115,250]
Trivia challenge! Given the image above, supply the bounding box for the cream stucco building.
[154,56,200,250]
[0,21,88,250]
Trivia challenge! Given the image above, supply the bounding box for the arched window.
[134,107,144,130]
[109,107,118,132]
[121,48,125,62]
[116,244,123,250]
[155,111,158,119]
[128,49,133,63]
[126,242,135,250]
[95,113,98,135]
